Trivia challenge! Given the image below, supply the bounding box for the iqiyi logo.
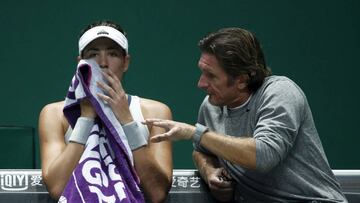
[0,173,28,191]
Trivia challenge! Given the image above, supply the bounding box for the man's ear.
[76,56,81,62]
[236,74,249,90]
[123,55,131,72]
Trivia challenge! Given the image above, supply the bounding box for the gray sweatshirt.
[196,76,347,202]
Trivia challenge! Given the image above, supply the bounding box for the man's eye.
[206,73,216,79]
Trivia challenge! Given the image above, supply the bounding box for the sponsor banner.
[0,170,46,193]
[0,170,204,193]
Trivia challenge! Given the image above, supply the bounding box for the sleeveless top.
[64,95,150,143]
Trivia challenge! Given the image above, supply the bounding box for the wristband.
[69,117,94,145]
[122,121,148,150]
[193,123,209,148]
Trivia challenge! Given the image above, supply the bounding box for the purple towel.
[60,59,145,203]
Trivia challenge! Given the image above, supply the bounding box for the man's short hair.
[198,28,271,92]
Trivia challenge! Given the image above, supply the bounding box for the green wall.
[0,0,359,169]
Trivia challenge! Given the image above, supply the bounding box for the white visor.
[78,25,128,55]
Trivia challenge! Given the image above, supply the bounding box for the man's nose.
[197,74,208,89]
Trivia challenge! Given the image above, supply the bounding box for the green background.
[0,0,359,169]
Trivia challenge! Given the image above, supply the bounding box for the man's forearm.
[192,150,220,184]
[199,131,256,170]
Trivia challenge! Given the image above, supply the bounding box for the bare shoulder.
[40,101,64,119]
[39,101,68,132]
[139,97,172,120]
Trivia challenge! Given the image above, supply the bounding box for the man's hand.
[206,167,234,202]
[142,119,196,142]
[96,69,133,124]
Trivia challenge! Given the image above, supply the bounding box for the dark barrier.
[0,126,35,169]
[0,169,359,202]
